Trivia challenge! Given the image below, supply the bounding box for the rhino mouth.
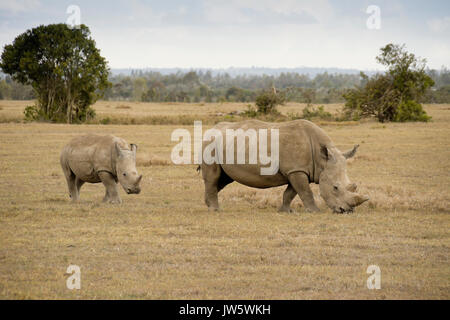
[126,187,141,194]
[333,206,354,214]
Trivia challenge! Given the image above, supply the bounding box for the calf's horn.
[350,194,369,207]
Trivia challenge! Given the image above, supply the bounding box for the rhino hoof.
[103,197,122,204]
[278,207,295,213]
[305,207,320,213]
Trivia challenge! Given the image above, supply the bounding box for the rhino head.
[318,144,369,213]
[115,143,142,194]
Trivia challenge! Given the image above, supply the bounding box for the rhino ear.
[343,144,359,159]
[114,142,123,157]
[130,144,138,154]
[320,145,335,162]
[320,145,328,160]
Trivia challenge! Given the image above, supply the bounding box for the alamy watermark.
[66,5,81,29]
[366,5,381,30]
[171,121,279,175]
[66,265,81,290]
[366,265,381,289]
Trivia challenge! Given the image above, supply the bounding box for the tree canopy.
[0,23,110,123]
[343,44,434,122]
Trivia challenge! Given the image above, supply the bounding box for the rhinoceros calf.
[60,135,142,203]
[200,119,369,213]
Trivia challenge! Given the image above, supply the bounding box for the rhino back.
[278,120,332,182]
[63,135,120,183]
[212,120,332,186]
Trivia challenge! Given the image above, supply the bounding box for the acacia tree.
[0,24,110,123]
[343,44,434,122]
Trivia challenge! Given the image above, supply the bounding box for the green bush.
[100,117,111,125]
[301,105,333,120]
[243,104,258,118]
[255,90,284,114]
[342,44,433,123]
[75,106,96,123]
[394,100,431,122]
[24,105,40,121]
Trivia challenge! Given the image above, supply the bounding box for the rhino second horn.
[343,144,359,159]
[347,183,357,192]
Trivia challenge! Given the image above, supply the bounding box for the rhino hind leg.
[99,172,122,204]
[287,172,320,212]
[61,163,80,202]
[278,184,297,213]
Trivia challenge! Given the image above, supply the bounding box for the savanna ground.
[0,100,449,299]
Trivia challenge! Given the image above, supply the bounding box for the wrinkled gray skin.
[200,119,369,213]
[60,135,142,204]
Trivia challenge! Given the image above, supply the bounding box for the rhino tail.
[196,165,201,173]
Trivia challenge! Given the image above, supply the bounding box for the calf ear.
[115,142,123,157]
[346,183,357,192]
[343,144,359,159]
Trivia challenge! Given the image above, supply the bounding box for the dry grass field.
[0,100,449,299]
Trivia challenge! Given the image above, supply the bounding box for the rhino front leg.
[75,178,84,198]
[201,163,221,211]
[67,175,79,201]
[288,172,320,212]
[99,172,122,204]
[278,184,297,213]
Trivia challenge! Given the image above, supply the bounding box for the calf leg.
[99,172,121,204]
[288,172,320,212]
[61,164,79,202]
[279,184,297,213]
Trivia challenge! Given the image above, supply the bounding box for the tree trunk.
[66,84,72,124]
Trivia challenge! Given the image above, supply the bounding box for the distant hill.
[110,67,379,77]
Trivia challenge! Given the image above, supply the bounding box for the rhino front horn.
[351,194,370,207]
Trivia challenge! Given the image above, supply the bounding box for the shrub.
[100,117,111,125]
[255,90,284,114]
[394,100,431,122]
[342,44,433,123]
[24,105,40,121]
[301,105,333,120]
[243,104,258,118]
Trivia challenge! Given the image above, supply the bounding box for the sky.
[0,0,449,70]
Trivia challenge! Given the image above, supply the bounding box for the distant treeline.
[1,68,450,103]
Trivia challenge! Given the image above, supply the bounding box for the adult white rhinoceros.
[199,119,369,213]
[60,135,142,203]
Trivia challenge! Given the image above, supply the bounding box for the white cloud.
[202,0,334,25]
[0,0,40,13]
[127,0,165,24]
[428,16,450,33]
[1,0,448,69]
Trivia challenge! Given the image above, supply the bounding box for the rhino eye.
[123,173,127,176]
[333,185,338,191]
